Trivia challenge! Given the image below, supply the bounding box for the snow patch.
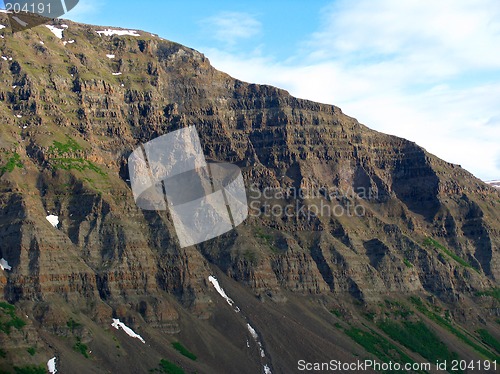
[16,114,22,118]
[0,258,11,271]
[208,275,236,307]
[46,25,65,39]
[486,180,500,188]
[63,40,75,45]
[1,56,7,61]
[106,54,115,59]
[46,215,59,228]
[0,25,5,29]
[264,365,272,374]
[247,323,266,358]
[112,72,122,76]
[97,29,140,37]
[47,357,57,374]
[111,319,145,343]
[39,41,44,45]
[246,323,259,340]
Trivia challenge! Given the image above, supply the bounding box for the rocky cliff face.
[0,17,499,373]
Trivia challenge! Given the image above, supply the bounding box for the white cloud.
[202,11,261,46]
[204,0,500,180]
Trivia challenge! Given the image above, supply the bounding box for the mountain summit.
[0,16,499,373]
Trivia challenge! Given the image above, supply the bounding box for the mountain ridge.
[0,16,498,373]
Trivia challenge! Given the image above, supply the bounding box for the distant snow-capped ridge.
[485,180,500,188]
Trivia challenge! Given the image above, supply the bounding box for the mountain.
[486,180,500,189]
[0,16,499,373]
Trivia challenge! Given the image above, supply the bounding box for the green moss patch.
[155,359,185,374]
[13,366,45,374]
[475,288,500,301]
[477,329,500,354]
[73,337,89,358]
[423,238,474,270]
[410,297,497,360]
[48,137,82,155]
[0,153,23,174]
[171,342,197,361]
[51,158,106,176]
[378,320,460,371]
[344,325,422,373]
[0,302,26,334]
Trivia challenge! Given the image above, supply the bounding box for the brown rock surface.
[0,17,498,373]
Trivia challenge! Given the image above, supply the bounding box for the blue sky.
[62,1,500,180]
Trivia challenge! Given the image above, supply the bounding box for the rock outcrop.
[0,16,498,373]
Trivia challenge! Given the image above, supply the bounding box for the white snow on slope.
[486,180,500,188]
[97,29,139,37]
[111,319,145,343]
[46,215,59,228]
[46,25,65,39]
[47,357,57,374]
[0,25,5,29]
[208,275,236,307]
[106,54,115,59]
[0,258,11,271]
[264,365,272,374]
[112,72,122,76]
[246,323,259,340]
[247,323,266,358]
[63,40,75,46]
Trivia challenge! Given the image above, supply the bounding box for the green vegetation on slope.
[67,318,82,332]
[0,152,23,175]
[255,228,278,253]
[13,366,45,374]
[410,297,498,361]
[423,238,474,270]
[403,259,413,268]
[154,359,185,374]
[26,347,36,356]
[383,299,414,319]
[48,137,82,154]
[73,337,89,358]
[475,288,500,301]
[344,325,424,373]
[377,320,461,373]
[47,137,106,176]
[172,342,197,361]
[51,157,106,176]
[0,302,26,334]
[477,329,500,354]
